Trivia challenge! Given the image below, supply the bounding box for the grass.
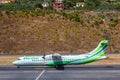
[88,54,120,65]
[0,55,20,66]
[0,54,120,66]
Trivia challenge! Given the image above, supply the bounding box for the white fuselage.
[13,54,88,66]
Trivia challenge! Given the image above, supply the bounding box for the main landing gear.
[17,66,20,68]
[55,65,64,70]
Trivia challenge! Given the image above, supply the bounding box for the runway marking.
[35,68,44,69]
[23,71,39,73]
[46,70,120,73]
[35,69,45,80]
[0,71,39,73]
[47,71,63,73]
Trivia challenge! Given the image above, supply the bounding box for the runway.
[0,65,120,80]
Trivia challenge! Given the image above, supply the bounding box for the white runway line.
[0,71,39,73]
[35,69,45,80]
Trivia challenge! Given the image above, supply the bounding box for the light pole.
[103,18,112,52]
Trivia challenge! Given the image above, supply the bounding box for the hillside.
[0,10,120,54]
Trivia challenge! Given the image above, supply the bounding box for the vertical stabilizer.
[88,40,109,57]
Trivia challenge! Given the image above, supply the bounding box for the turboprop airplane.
[13,40,109,69]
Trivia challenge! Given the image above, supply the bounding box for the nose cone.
[13,61,18,65]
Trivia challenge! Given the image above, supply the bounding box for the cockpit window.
[17,58,21,60]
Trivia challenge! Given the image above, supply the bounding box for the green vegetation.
[0,0,43,11]
[0,0,120,11]
[83,0,120,11]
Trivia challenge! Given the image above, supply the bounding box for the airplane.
[13,40,109,69]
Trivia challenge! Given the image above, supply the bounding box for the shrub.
[34,2,43,9]
[114,3,120,10]
[0,11,2,17]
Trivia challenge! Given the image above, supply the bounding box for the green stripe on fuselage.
[46,40,108,66]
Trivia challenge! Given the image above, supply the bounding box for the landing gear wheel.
[55,65,64,70]
[17,66,20,68]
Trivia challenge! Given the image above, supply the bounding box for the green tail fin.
[89,40,109,56]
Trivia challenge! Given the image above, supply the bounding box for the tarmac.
[0,65,120,80]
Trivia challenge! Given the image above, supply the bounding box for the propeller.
[42,54,46,59]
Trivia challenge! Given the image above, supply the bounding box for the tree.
[114,3,120,10]
[84,0,105,10]
[63,0,81,9]
[34,2,43,9]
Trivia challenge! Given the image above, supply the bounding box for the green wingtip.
[100,40,109,44]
